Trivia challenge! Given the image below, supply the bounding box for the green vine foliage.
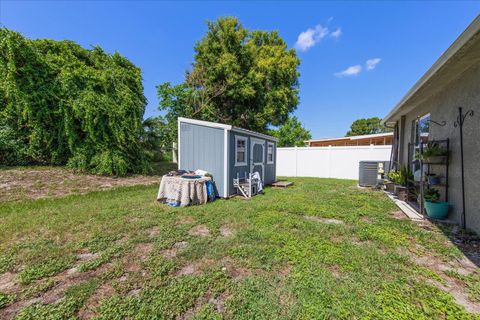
[0,28,149,175]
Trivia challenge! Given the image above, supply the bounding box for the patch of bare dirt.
[410,221,480,268]
[177,289,230,320]
[327,264,341,278]
[161,241,188,259]
[346,235,374,247]
[77,283,116,319]
[127,288,142,297]
[407,248,476,277]
[426,278,480,314]
[360,215,371,223]
[406,248,480,313]
[208,290,229,314]
[122,243,154,273]
[161,248,178,259]
[0,243,149,319]
[147,226,161,238]
[0,249,102,318]
[77,252,99,262]
[219,226,234,237]
[279,265,292,277]
[304,216,344,225]
[137,243,154,259]
[455,257,479,276]
[188,225,211,237]
[0,262,110,320]
[77,243,156,319]
[0,272,17,292]
[174,259,216,277]
[329,234,345,244]
[0,243,153,319]
[0,167,161,202]
[176,216,195,225]
[176,264,197,276]
[173,241,188,250]
[275,264,296,311]
[392,210,408,220]
[221,257,252,281]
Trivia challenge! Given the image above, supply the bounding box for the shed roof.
[382,15,480,124]
[178,117,279,142]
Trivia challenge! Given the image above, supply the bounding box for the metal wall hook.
[428,120,446,127]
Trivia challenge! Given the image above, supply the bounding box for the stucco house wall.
[397,64,480,232]
[383,15,480,233]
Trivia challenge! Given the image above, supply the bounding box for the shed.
[178,117,278,198]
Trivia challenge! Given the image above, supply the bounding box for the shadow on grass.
[388,189,479,268]
[148,161,178,176]
[433,220,480,268]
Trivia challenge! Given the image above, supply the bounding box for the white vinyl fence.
[277,146,392,180]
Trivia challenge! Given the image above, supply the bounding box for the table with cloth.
[157,175,211,207]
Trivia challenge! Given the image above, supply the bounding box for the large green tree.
[0,28,149,175]
[346,117,392,137]
[268,116,311,147]
[158,17,300,147]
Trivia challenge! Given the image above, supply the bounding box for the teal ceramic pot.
[424,201,449,219]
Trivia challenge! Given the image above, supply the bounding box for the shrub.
[398,165,413,187]
[388,170,400,184]
[0,28,149,175]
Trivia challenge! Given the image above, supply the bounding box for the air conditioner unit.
[359,161,390,187]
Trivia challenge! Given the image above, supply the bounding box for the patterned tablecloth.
[157,175,211,207]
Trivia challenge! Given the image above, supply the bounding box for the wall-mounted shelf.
[421,139,450,215]
[408,139,450,216]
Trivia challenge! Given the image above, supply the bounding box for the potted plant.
[426,173,441,185]
[385,170,397,192]
[424,188,449,219]
[420,142,448,164]
[394,166,412,201]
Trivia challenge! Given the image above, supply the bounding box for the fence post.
[172,142,178,163]
[328,145,332,178]
[295,146,298,177]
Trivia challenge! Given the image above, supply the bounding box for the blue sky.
[1,1,479,138]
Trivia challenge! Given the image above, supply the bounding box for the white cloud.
[330,28,342,39]
[366,58,381,70]
[334,65,362,77]
[295,24,329,52]
[334,58,381,78]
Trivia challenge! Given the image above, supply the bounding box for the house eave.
[382,15,480,125]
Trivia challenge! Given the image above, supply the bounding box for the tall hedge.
[0,28,149,175]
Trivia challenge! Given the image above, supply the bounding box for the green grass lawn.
[0,177,479,319]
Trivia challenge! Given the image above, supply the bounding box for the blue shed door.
[250,138,265,181]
